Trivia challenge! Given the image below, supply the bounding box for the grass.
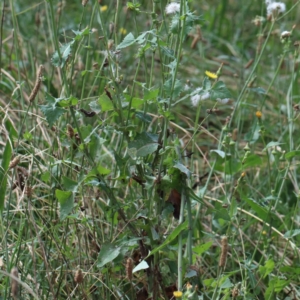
[0,0,300,299]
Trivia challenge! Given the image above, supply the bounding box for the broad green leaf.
[62,176,79,192]
[128,132,159,157]
[147,220,188,257]
[264,278,289,299]
[229,198,237,218]
[97,165,111,175]
[284,229,300,238]
[193,241,212,256]
[259,259,275,278]
[97,243,121,267]
[243,198,269,222]
[39,93,66,127]
[133,260,149,273]
[241,154,262,169]
[210,149,226,158]
[210,81,231,100]
[285,150,300,160]
[56,189,74,220]
[98,93,114,111]
[144,88,159,101]
[51,41,74,68]
[163,78,183,99]
[0,139,12,212]
[117,32,135,49]
[173,162,191,177]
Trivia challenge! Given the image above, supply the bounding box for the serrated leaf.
[210,81,232,100]
[51,42,73,68]
[39,93,66,126]
[56,189,74,220]
[98,94,114,111]
[116,32,135,49]
[97,243,121,267]
[133,260,149,273]
[163,78,183,99]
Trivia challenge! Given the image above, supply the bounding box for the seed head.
[219,236,228,267]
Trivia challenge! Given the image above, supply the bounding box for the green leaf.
[263,141,284,151]
[279,266,300,275]
[128,132,159,157]
[0,139,12,212]
[259,259,275,278]
[248,87,266,95]
[97,243,121,267]
[133,260,149,273]
[147,220,188,257]
[210,149,226,158]
[285,150,300,160]
[144,88,159,101]
[241,154,262,169]
[117,32,136,49]
[173,162,191,177]
[210,81,231,100]
[39,93,66,127]
[284,229,300,238]
[163,78,183,99]
[72,27,90,41]
[135,112,152,123]
[97,165,111,175]
[51,41,74,68]
[98,93,114,111]
[62,176,79,192]
[56,189,74,220]
[193,241,213,256]
[264,278,289,299]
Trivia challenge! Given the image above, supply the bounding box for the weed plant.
[0,0,300,299]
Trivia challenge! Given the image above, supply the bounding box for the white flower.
[191,88,210,107]
[165,2,180,14]
[281,30,291,38]
[266,2,286,17]
[217,98,230,104]
[265,0,273,5]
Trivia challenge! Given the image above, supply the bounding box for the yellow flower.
[205,70,218,79]
[119,27,127,35]
[255,111,262,118]
[241,172,246,177]
[173,291,183,298]
[100,5,108,12]
[262,230,267,235]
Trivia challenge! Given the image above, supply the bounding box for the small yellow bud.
[255,111,262,118]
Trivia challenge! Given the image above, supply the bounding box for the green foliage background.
[0,0,300,299]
